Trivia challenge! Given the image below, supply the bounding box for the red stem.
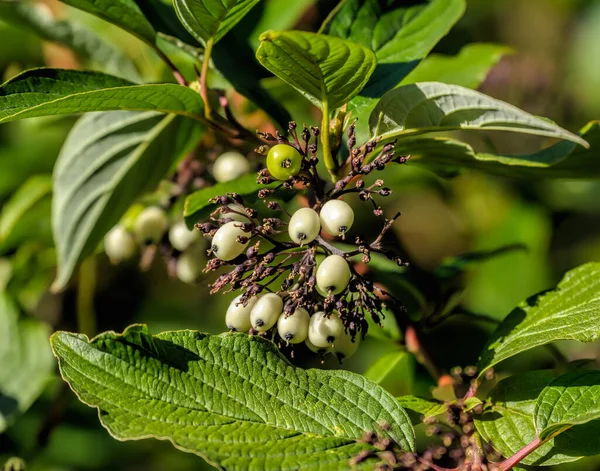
[494,436,543,471]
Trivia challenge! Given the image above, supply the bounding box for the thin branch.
[493,436,543,471]
[200,37,214,120]
[156,48,187,86]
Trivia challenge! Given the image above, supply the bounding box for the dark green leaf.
[435,244,526,280]
[256,30,376,111]
[51,326,416,469]
[173,0,260,46]
[369,82,588,147]
[0,292,54,432]
[396,396,448,425]
[0,69,205,124]
[535,370,600,440]
[52,111,202,291]
[477,262,600,377]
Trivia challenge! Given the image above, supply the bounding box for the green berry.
[133,206,168,244]
[225,295,257,332]
[175,246,204,284]
[213,151,250,182]
[316,254,351,295]
[250,293,283,332]
[308,311,344,348]
[104,225,137,262]
[277,308,309,344]
[320,199,354,236]
[211,221,251,261]
[288,207,320,245]
[266,144,302,180]
[169,221,200,251]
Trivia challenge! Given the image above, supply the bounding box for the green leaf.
[0,292,54,432]
[364,350,412,391]
[184,173,277,227]
[477,262,600,377]
[51,326,416,469]
[256,30,377,111]
[400,43,510,89]
[59,0,156,46]
[173,0,260,46]
[396,396,448,425]
[393,121,600,179]
[369,82,589,147]
[435,244,526,280]
[51,111,202,291]
[0,175,52,242]
[535,370,600,440]
[474,370,600,465]
[0,69,205,124]
[0,1,140,82]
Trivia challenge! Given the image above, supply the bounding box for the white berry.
[305,337,333,355]
[133,206,168,244]
[169,221,200,251]
[334,331,361,362]
[320,199,354,236]
[219,204,251,222]
[316,254,351,295]
[175,246,204,284]
[288,207,320,245]
[225,295,258,332]
[213,151,250,182]
[104,225,137,262]
[277,308,309,344]
[211,221,251,261]
[308,311,345,348]
[250,293,283,332]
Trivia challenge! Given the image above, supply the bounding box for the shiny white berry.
[316,255,351,295]
[213,151,250,182]
[250,293,283,332]
[175,246,204,284]
[334,331,361,362]
[211,221,251,261]
[104,225,137,262]
[288,207,320,245]
[169,221,200,251]
[277,308,309,344]
[219,204,251,222]
[225,295,258,332]
[320,199,354,236]
[133,206,168,244]
[305,337,333,355]
[308,311,345,348]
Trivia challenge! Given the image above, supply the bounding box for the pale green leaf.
[535,370,600,440]
[52,111,202,291]
[364,350,412,387]
[369,82,589,147]
[0,68,205,124]
[0,292,54,432]
[477,263,600,377]
[51,326,415,470]
[173,0,260,46]
[256,30,376,111]
[396,395,448,425]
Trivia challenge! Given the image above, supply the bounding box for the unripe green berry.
[175,246,204,283]
[134,206,168,244]
[277,308,309,344]
[308,311,345,348]
[225,295,258,332]
[288,207,320,246]
[316,254,351,295]
[334,331,361,362]
[211,221,251,261]
[169,221,200,251]
[213,151,250,182]
[104,225,137,262]
[250,293,283,332]
[320,199,354,236]
[266,144,302,180]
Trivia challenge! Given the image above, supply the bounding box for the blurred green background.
[1,0,600,469]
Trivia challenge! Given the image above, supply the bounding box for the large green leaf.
[51,326,415,469]
[0,292,54,432]
[52,111,202,291]
[173,0,260,46]
[256,30,377,111]
[59,0,156,46]
[0,1,140,82]
[475,370,600,466]
[396,396,448,425]
[535,370,600,440]
[0,69,205,124]
[477,263,600,377]
[369,82,588,147]
[391,121,600,178]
